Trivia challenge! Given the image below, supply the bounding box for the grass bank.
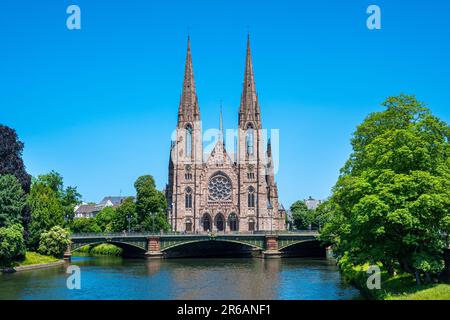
[17,252,59,266]
[75,244,123,256]
[338,258,450,300]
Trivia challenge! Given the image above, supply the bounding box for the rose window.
[208,174,232,201]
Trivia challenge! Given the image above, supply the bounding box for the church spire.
[219,102,224,145]
[239,34,260,128]
[178,36,200,124]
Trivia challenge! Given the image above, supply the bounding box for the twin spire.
[178,35,260,128]
[178,36,200,124]
[239,34,260,127]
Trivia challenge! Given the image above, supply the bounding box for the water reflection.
[0,256,361,300]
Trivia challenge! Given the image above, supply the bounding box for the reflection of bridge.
[67,231,321,259]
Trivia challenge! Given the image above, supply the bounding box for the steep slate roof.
[99,196,129,206]
[75,204,100,214]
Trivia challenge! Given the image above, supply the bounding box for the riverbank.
[1,252,63,273]
[339,260,450,300]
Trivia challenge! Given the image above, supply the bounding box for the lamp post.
[127,214,131,233]
[268,202,273,235]
[152,212,155,233]
[171,202,174,232]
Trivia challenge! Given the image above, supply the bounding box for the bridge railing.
[70,230,319,239]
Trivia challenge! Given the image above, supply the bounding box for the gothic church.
[166,36,286,233]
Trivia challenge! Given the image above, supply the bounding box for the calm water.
[0,256,361,300]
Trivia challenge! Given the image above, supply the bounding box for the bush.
[75,243,123,256]
[90,244,123,256]
[0,224,26,267]
[38,226,70,258]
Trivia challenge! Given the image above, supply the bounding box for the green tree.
[36,171,81,224]
[71,218,101,233]
[134,175,169,231]
[0,175,26,227]
[27,181,65,249]
[111,197,138,232]
[38,226,70,258]
[0,125,31,193]
[0,224,26,267]
[290,201,313,230]
[322,94,450,284]
[0,125,32,236]
[95,206,116,232]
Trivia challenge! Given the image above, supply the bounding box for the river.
[0,256,362,300]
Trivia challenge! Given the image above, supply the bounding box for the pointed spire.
[219,101,224,144]
[239,34,260,127]
[178,36,200,123]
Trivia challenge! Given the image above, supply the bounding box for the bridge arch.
[278,239,325,257]
[161,238,263,252]
[160,238,263,258]
[71,240,147,256]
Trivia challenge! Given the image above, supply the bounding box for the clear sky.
[1,0,449,207]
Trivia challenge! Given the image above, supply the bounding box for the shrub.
[38,226,70,258]
[0,224,26,267]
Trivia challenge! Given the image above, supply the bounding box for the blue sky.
[1,0,449,207]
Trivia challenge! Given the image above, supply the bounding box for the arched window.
[215,213,225,232]
[248,186,255,208]
[185,219,192,232]
[186,124,193,157]
[246,123,254,155]
[248,219,255,232]
[202,213,211,232]
[229,213,238,232]
[185,187,192,209]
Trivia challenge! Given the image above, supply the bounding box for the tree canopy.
[321,94,450,284]
[0,125,31,193]
[134,175,169,232]
[0,174,26,228]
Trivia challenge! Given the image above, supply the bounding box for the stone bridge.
[67,231,321,259]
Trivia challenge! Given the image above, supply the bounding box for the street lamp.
[127,214,131,233]
[268,202,273,235]
[152,212,156,233]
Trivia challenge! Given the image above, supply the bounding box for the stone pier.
[145,236,165,259]
[262,235,281,258]
[63,242,72,261]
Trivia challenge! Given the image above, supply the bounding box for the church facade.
[166,36,286,233]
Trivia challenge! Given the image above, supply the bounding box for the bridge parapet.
[69,231,320,259]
